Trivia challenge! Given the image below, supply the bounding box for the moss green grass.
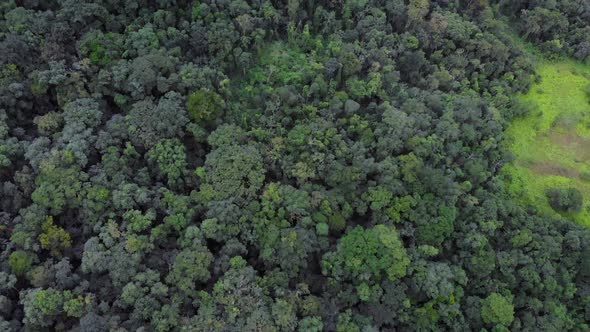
[502,60,590,226]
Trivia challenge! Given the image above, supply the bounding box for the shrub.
[546,187,583,213]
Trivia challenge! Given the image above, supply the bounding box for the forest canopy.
[0,0,590,331]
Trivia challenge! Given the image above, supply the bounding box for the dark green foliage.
[416,204,457,246]
[20,288,75,327]
[496,0,590,61]
[166,247,213,296]
[322,225,410,285]
[146,138,188,187]
[126,92,189,148]
[31,151,88,214]
[546,187,583,213]
[186,89,224,125]
[200,144,265,201]
[0,0,589,331]
[79,31,122,66]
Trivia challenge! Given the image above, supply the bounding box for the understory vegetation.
[0,1,590,331]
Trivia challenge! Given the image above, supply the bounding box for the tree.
[207,18,239,61]
[31,150,88,215]
[408,0,430,25]
[373,103,413,159]
[480,293,514,326]
[9,250,33,275]
[34,111,63,136]
[126,92,189,148]
[521,8,568,43]
[200,144,265,201]
[272,299,297,331]
[419,262,467,300]
[79,30,123,66]
[146,138,188,187]
[38,216,72,256]
[207,124,247,147]
[123,209,156,234]
[166,247,213,297]
[322,225,410,286]
[298,316,323,332]
[209,258,277,331]
[57,98,102,166]
[186,89,224,125]
[201,199,246,242]
[79,312,108,332]
[415,202,457,246]
[20,288,74,328]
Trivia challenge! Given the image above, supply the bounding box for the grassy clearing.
[502,60,590,226]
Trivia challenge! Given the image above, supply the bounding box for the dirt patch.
[551,113,582,130]
[546,128,590,162]
[527,161,580,178]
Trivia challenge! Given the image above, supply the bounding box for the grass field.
[502,60,590,226]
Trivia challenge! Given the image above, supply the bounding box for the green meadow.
[502,60,590,226]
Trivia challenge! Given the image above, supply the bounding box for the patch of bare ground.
[547,129,590,162]
[527,161,580,178]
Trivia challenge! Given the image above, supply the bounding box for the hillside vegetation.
[0,1,590,331]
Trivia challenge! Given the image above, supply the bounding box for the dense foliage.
[0,0,589,331]
[495,0,590,61]
[546,187,584,213]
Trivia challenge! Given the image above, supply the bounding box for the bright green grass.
[502,60,590,226]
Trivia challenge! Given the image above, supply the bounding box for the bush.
[546,187,583,213]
